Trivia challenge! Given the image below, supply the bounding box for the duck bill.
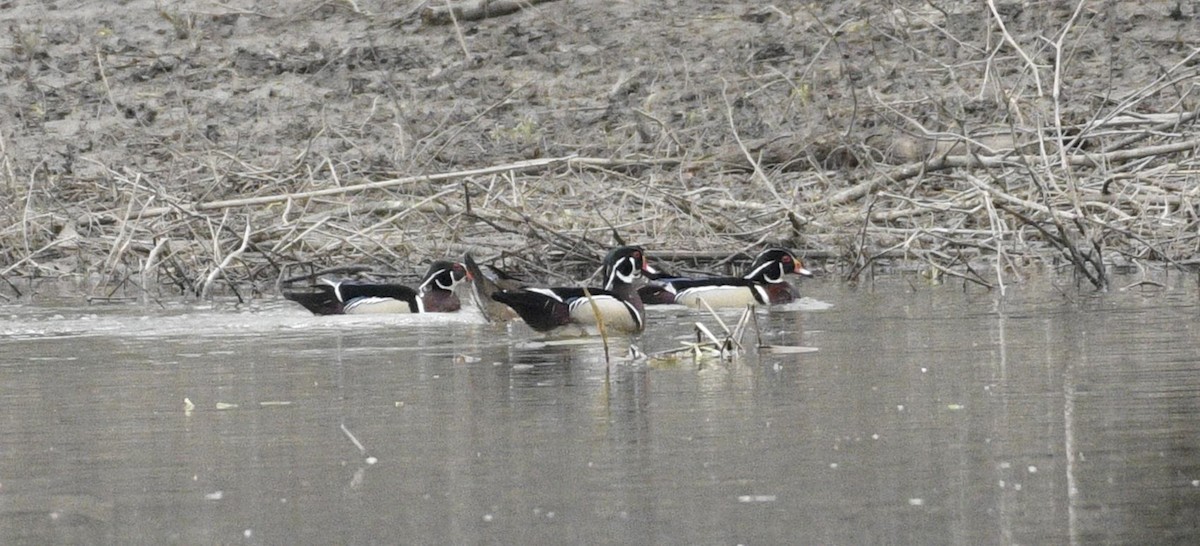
[795,264,814,277]
[638,249,656,275]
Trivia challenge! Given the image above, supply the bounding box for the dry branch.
[123,155,680,220]
[422,0,557,24]
[826,138,1200,207]
[199,223,252,300]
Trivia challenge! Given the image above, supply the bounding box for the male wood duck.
[490,246,650,334]
[640,248,813,308]
[283,260,471,315]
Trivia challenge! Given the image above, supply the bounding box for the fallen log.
[422,0,557,25]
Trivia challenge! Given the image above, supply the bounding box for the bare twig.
[986,0,1044,96]
[200,222,252,300]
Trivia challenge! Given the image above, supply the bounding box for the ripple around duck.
[643,296,834,317]
[0,300,491,340]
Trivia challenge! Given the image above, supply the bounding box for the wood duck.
[463,252,527,322]
[490,246,650,334]
[640,248,812,308]
[283,260,471,315]
[638,263,682,305]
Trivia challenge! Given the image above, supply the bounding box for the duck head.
[745,248,813,283]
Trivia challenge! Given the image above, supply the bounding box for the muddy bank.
[1,0,1198,300]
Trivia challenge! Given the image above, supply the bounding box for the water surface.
[2,276,1198,544]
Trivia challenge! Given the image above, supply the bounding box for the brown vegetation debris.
[2,0,1199,301]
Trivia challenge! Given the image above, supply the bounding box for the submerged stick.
[140,238,170,296]
[695,322,723,347]
[581,287,612,367]
[340,423,367,455]
[732,306,753,347]
[750,305,764,348]
[698,297,742,353]
[698,298,733,337]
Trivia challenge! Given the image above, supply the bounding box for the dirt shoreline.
[2,1,1199,301]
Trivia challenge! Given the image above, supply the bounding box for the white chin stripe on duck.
[675,285,767,308]
[743,260,786,283]
[604,257,642,290]
[435,275,457,291]
[418,269,454,292]
[322,278,347,302]
[566,295,643,333]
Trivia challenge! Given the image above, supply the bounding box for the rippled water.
[2,276,1198,544]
